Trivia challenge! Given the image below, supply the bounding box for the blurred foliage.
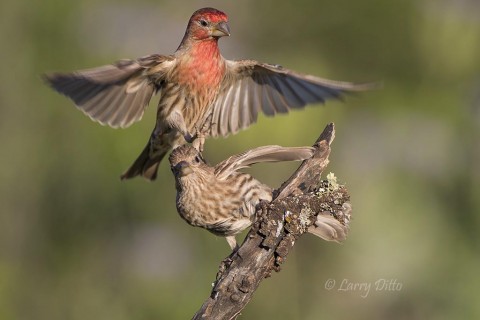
[1,0,479,319]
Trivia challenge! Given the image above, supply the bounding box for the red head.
[185,7,230,41]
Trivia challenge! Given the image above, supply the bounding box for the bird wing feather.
[43,54,174,128]
[214,145,314,179]
[208,60,376,137]
[308,211,349,242]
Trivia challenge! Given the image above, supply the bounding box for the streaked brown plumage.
[169,145,348,250]
[44,7,373,181]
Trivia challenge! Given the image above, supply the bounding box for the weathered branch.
[193,123,350,320]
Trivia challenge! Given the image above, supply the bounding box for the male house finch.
[44,7,371,181]
[169,145,348,250]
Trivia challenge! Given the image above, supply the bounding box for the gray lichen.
[315,174,351,227]
[326,172,339,191]
[298,205,313,232]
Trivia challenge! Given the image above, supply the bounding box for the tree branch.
[193,123,350,320]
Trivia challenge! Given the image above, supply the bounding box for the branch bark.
[193,123,350,320]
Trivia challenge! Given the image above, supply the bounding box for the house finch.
[169,144,348,250]
[44,7,372,181]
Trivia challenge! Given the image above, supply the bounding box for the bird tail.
[120,140,169,181]
[308,211,349,243]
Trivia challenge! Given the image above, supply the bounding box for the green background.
[1,0,479,319]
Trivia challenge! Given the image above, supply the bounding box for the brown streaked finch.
[169,145,348,250]
[44,7,373,181]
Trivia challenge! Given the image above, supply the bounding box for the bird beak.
[212,21,230,37]
[173,161,193,177]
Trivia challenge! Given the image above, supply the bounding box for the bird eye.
[194,156,201,163]
[199,19,208,27]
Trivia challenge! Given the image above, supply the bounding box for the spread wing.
[43,54,174,128]
[208,60,375,137]
[214,145,314,179]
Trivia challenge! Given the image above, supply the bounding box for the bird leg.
[192,112,215,152]
[225,236,239,251]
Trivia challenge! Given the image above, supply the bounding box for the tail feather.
[120,142,168,181]
[308,211,349,243]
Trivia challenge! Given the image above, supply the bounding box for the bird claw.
[192,135,205,152]
[217,252,236,276]
[185,129,205,152]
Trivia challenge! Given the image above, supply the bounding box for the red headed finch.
[169,145,348,250]
[44,7,372,181]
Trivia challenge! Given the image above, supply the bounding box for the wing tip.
[346,81,383,92]
[41,72,60,87]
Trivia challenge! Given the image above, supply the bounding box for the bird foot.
[191,112,215,152]
[217,250,236,279]
[192,135,205,153]
[184,130,205,152]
